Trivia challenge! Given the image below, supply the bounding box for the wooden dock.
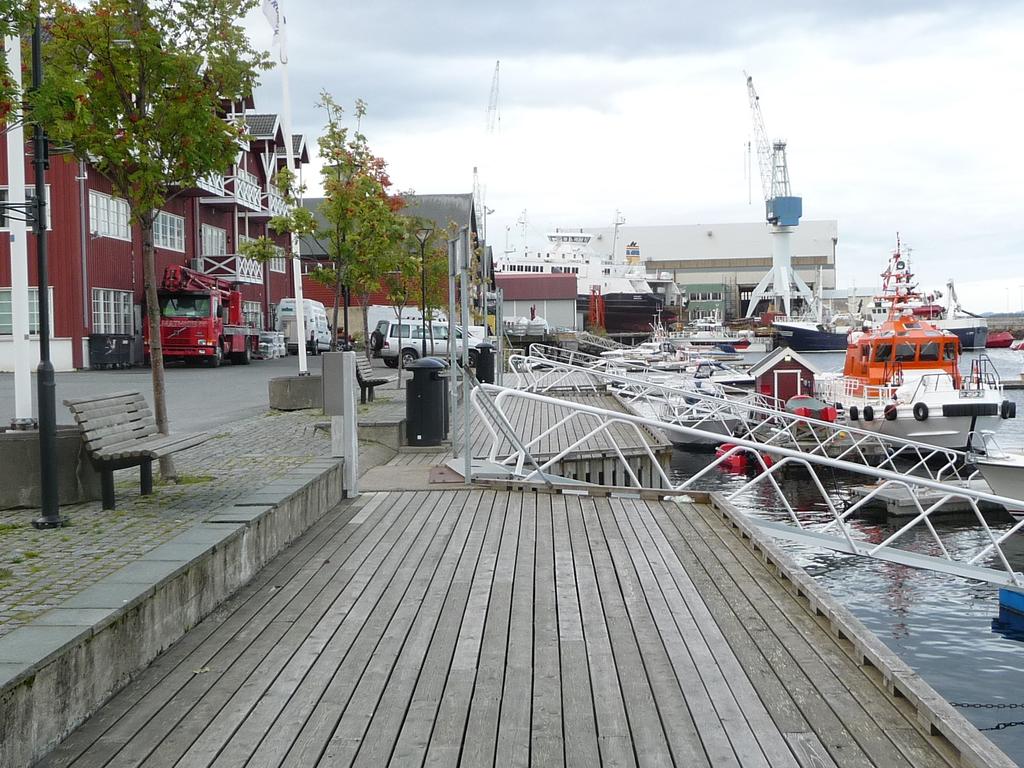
[38,483,1009,767]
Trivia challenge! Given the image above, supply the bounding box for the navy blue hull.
[947,325,988,351]
[773,323,849,352]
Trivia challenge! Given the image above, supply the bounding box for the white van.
[277,298,332,355]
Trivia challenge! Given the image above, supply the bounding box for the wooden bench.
[355,356,394,403]
[64,391,211,510]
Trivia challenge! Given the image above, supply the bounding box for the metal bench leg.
[368,386,375,402]
[140,460,154,496]
[360,386,368,404]
[101,469,116,510]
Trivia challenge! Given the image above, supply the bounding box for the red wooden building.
[0,99,309,370]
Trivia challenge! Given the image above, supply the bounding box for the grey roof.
[246,113,280,139]
[275,135,309,165]
[296,192,477,259]
[401,194,476,235]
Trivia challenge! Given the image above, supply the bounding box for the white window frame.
[242,300,263,329]
[269,245,286,273]
[201,224,227,255]
[91,288,134,335]
[153,210,185,252]
[88,190,130,240]
[0,185,52,230]
[0,287,55,336]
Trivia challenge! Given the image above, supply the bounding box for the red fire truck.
[143,265,260,367]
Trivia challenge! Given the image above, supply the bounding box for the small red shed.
[748,347,823,403]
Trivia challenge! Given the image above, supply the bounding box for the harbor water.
[670,347,1024,760]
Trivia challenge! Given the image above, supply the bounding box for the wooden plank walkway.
[39,488,969,768]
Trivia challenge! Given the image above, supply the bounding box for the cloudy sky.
[245,1,1024,312]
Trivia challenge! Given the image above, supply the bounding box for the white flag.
[261,0,287,64]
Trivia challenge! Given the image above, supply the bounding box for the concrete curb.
[0,457,344,768]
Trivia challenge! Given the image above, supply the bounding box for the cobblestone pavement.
[0,407,334,639]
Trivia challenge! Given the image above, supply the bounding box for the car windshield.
[160,295,210,318]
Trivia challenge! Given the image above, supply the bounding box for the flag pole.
[5,35,33,429]
[265,0,307,375]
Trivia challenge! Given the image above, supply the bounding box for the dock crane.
[744,72,815,318]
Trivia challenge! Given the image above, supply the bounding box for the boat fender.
[862,405,875,422]
[848,405,859,422]
[1012,402,1018,419]
[913,402,929,421]
[1001,399,1013,420]
[884,404,898,421]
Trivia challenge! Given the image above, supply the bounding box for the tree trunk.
[141,213,177,480]
[360,291,371,362]
[331,266,343,352]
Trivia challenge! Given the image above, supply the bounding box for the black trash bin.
[88,334,132,369]
[406,357,448,446]
[475,342,495,383]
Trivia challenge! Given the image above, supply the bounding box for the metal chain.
[980,721,1024,732]
[952,702,1024,709]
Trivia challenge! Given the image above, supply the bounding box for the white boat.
[813,238,1014,450]
[666,313,771,353]
[971,433,1024,514]
[495,230,683,334]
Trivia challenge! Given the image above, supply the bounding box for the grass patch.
[156,474,214,487]
[0,523,23,535]
[0,568,13,581]
[22,551,40,559]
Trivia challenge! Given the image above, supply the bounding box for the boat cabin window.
[895,342,916,362]
[873,343,892,362]
[860,344,870,359]
[918,341,940,361]
[943,343,957,360]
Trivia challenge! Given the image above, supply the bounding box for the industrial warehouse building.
[587,220,839,320]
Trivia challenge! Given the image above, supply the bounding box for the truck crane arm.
[162,264,234,297]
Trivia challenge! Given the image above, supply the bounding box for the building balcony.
[191,253,264,285]
[267,186,289,218]
[199,168,263,213]
[197,172,226,196]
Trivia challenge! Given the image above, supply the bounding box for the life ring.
[884,403,898,421]
[862,405,875,422]
[1000,400,1012,420]
[913,402,929,421]
[848,405,859,422]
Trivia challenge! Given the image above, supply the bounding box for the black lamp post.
[415,227,433,358]
[30,16,66,529]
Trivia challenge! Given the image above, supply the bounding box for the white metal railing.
[469,382,1024,588]
[192,253,263,285]
[510,353,968,483]
[232,168,262,211]
[197,172,226,196]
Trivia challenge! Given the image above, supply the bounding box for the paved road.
[0,355,327,433]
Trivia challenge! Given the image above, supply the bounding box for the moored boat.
[986,331,1016,349]
[814,238,1014,450]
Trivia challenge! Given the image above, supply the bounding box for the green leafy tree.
[245,93,405,355]
[30,0,267,479]
[308,93,405,351]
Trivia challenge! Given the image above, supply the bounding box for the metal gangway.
[574,331,631,354]
[511,348,971,483]
[467,369,1024,589]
